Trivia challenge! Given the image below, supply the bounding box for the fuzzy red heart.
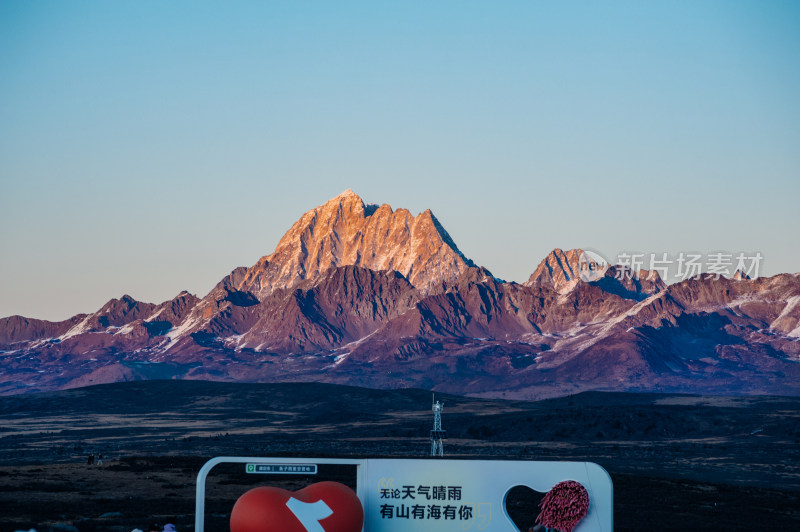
[230,481,363,532]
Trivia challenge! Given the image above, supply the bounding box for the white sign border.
[195,456,612,532]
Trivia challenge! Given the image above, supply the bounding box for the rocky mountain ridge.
[239,189,475,298]
[2,191,799,397]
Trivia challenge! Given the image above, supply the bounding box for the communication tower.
[430,394,446,456]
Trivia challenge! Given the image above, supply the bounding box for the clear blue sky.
[2,1,799,321]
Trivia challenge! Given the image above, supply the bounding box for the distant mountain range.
[2,190,799,397]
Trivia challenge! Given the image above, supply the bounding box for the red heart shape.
[230,481,364,532]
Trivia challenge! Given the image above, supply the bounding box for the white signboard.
[363,459,611,531]
[196,457,613,532]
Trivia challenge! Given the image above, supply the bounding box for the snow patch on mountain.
[144,308,165,322]
[164,314,204,348]
[773,296,800,324]
[59,315,93,341]
[115,323,135,335]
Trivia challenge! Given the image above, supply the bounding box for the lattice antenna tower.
[430,394,446,456]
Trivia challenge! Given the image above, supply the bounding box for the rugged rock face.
[1,191,799,398]
[525,248,586,293]
[238,189,475,298]
[238,265,419,353]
